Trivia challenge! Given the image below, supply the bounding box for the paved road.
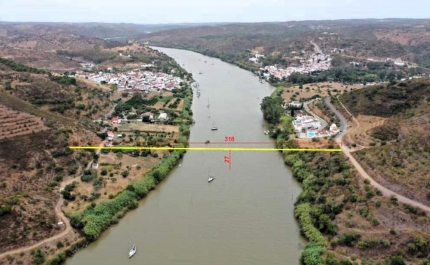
[324,97,347,140]
[310,41,323,54]
[325,96,430,213]
[106,104,117,118]
[304,99,328,129]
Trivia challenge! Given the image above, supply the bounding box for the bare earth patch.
[281,82,363,102]
[343,115,386,148]
[373,28,430,46]
[115,122,180,133]
[0,104,48,139]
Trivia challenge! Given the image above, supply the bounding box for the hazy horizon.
[1,0,429,24]
[0,18,429,26]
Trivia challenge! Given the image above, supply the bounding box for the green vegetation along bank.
[260,89,430,265]
[44,81,194,265]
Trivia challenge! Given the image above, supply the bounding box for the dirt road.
[310,41,323,54]
[325,97,430,213]
[0,196,71,259]
[0,142,104,259]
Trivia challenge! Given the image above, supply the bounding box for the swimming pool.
[307,132,316,138]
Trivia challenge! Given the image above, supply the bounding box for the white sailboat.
[208,168,214,183]
[211,121,218,131]
[128,239,136,258]
[207,98,210,108]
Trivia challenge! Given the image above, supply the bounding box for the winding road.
[0,145,104,259]
[0,194,72,259]
[325,96,430,213]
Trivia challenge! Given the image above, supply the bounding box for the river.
[66,47,306,265]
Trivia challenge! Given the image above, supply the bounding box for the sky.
[0,0,429,24]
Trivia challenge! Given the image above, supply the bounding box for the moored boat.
[129,245,136,258]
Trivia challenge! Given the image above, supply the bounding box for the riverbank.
[55,87,193,264]
[262,90,430,264]
[0,64,194,265]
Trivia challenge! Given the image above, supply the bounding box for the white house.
[394,60,405,66]
[282,101,303,109]
[329,123,339,132]
[158,113,168,121]
[107,131,115,141]
[292,115,322,133]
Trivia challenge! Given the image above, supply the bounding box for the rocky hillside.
[337,78,430,206]
[140,19,430,72]
[0,58,113,252]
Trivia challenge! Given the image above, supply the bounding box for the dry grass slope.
[338,78,430,206]
[0,59,111,253]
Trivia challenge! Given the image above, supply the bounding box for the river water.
[66,47,305,265]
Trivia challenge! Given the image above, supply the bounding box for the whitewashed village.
[76,67,186,146]
[75,69,183,92]
[258,52,332,80]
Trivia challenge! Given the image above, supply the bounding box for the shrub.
[54,174,64,182]
[121,170,129,178]
[375,200,382,208]
[390,255,405,265]
[33,249,45,264]
[81,169,97,182]
[337,232,361,247]
[68,165,78,175]
[56,241,64,249]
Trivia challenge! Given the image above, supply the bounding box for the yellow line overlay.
[69,146,342,152]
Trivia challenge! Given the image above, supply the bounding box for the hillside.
[262,80,430,264]
[140,19,430,73]
[0,22,221,39]
[0,22,190,71]
[337,78,430,207]
[0,24,118,70]
[0,58,114,253]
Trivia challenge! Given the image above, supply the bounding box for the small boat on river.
[129,244,136,258]
[208,168,214,183]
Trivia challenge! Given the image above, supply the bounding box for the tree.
[260,96,283,124]
[34,249,45,264]
[121,170,129,178]
[390,255,405,265]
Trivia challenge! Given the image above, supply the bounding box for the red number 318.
[224,136,235,142]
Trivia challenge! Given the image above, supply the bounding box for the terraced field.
[0,105,48,139]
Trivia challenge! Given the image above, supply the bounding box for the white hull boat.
[129,245,136,258]
[208,168,214,182]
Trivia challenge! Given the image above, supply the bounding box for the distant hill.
[0,58,113,252]
[0,21,225,39]
[337,78,430,206]
[139,19,430,71]
[0,22,225,70]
